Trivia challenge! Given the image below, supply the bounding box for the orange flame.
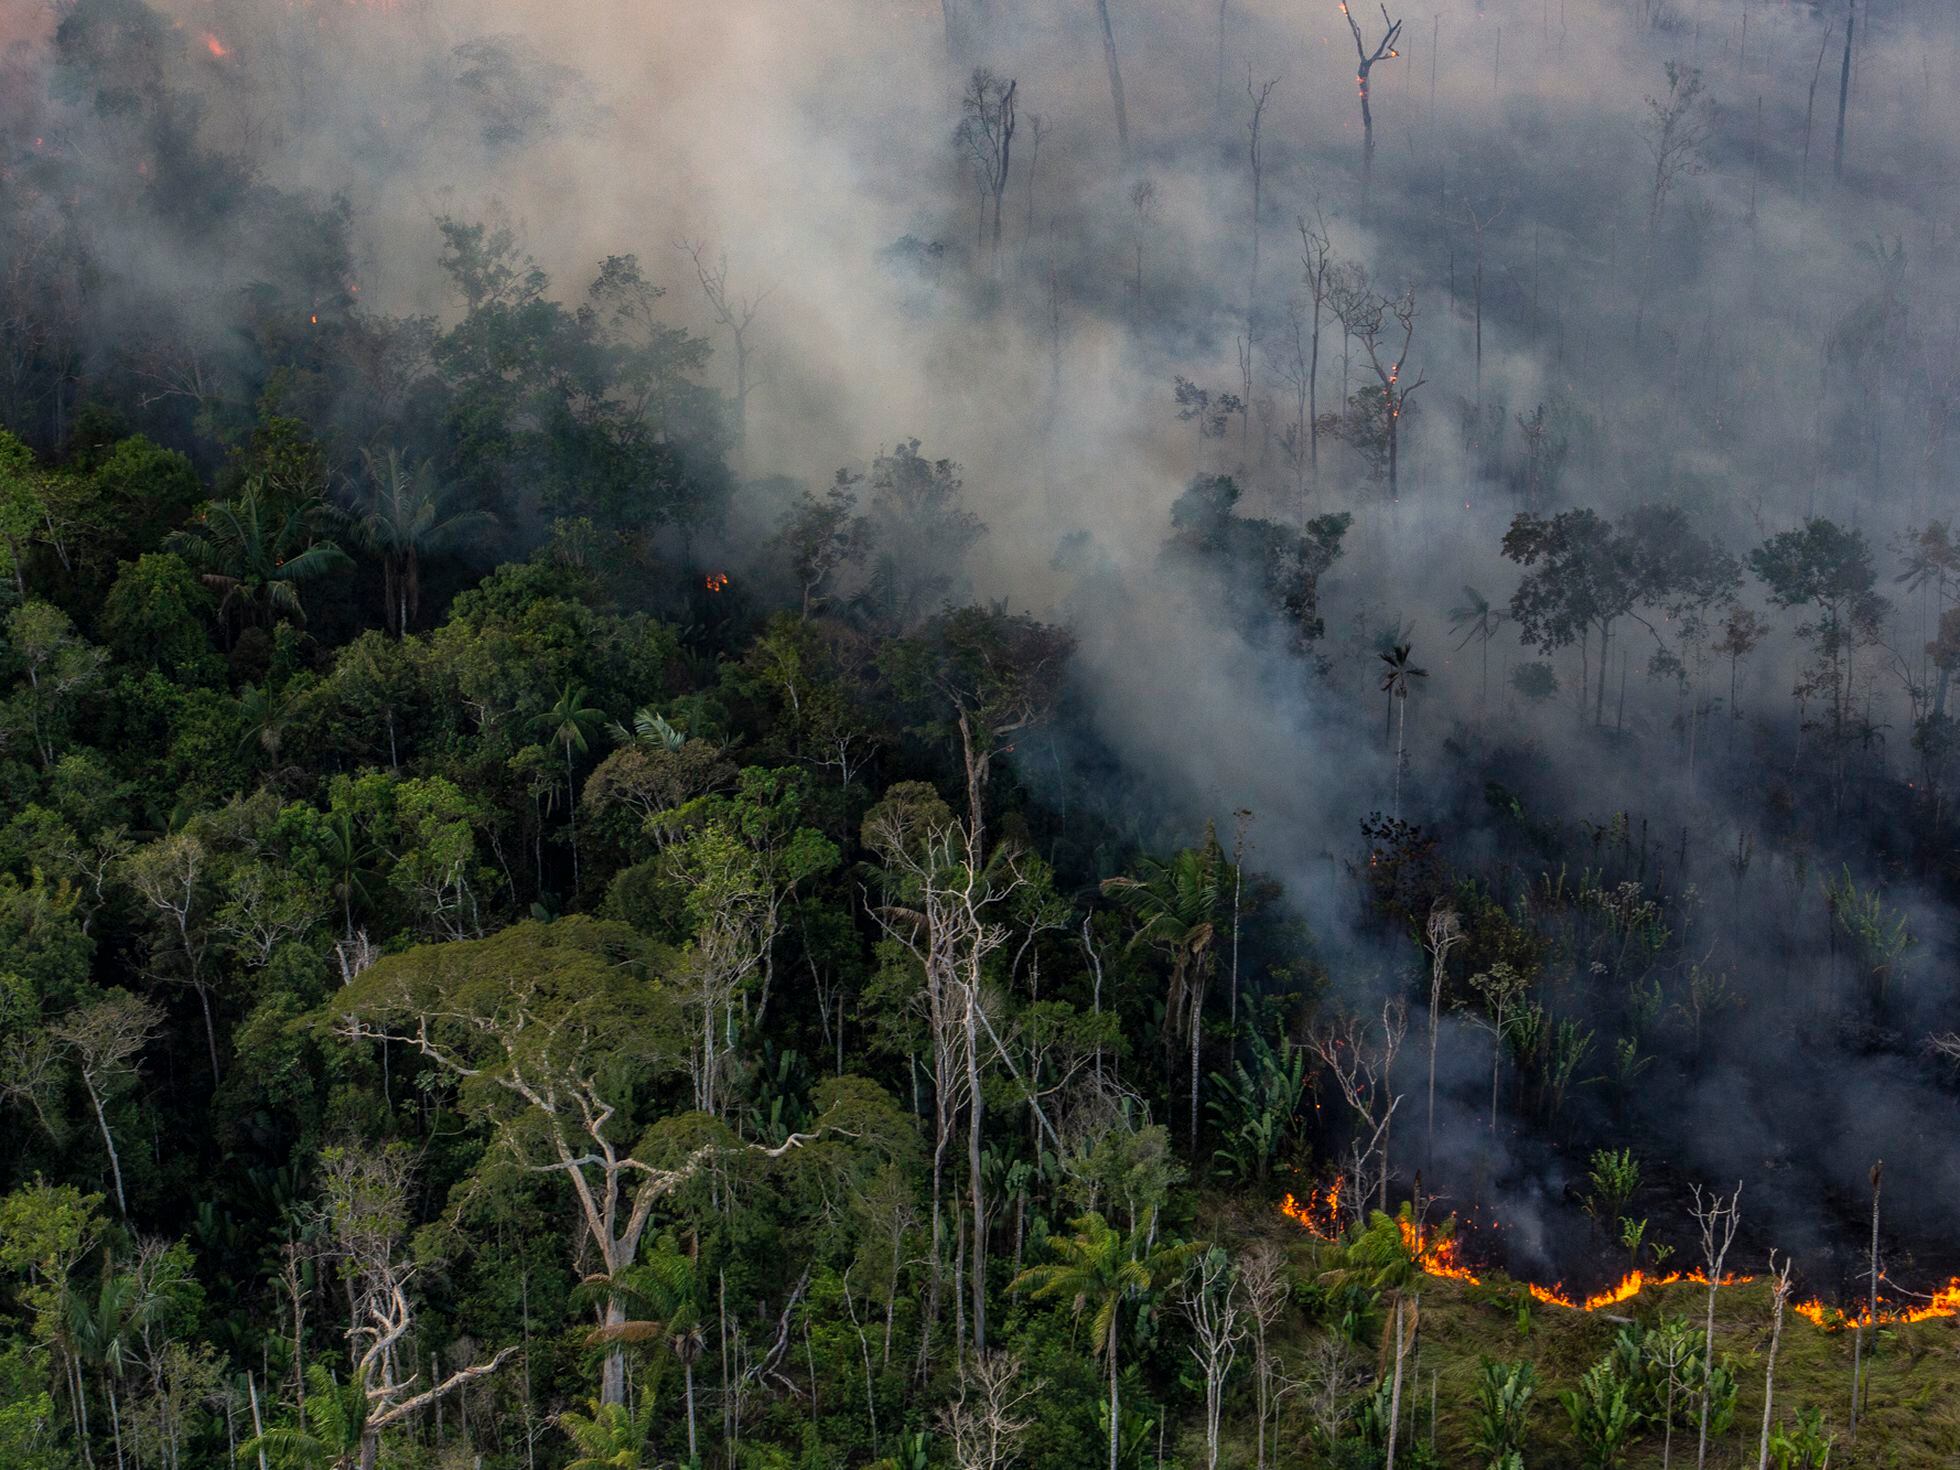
[1279,1192,1764,1316]
[703,571,730,593]
[1793,1277,1960,1331]
[1279,1182,1343,1237]
[1397,1215,1480,1283]
[203,32,229,59]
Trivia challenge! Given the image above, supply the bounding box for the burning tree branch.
[1339,2,1402,192]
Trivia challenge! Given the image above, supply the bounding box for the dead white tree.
[940,1350,1043,1470]
[319,1146,515,1470]
[1242,1242,1288,1470]
[1182,1247,1246,1470]
[1421,904,1465,1166]
[1756,1251,1796,1470]
[1299,1329,1367,1448]
[54,990,162,1214]
[679,241,772,452]
[335,999,824,1407]
[1689,1180,1743,1470]
[865,800,1031,1358]
[1309,1000,1408,1215]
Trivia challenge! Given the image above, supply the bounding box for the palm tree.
[576,1233,707,1463]
[1100,827,1231,1151]
[341,450,495,635]
[1378,643,1428,817]
[558,1397,655,1470]
[605,705,687,752]
[167,486,352,637]
[532,682,606,888]
[68,1272,142,1470]
[237,683,295,766]
[318,810,382,940]
[1011,1211,1200,1470]
[1448,586,1507,709]
[243,1364,369,1469]
[1317,1206,1435,1470]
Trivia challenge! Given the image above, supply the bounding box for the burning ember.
[703,571,730,593]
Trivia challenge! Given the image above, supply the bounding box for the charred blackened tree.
[1344,286,1425,497]
[1456,196,1506,403]
[1092,0,1130,164]
[1299,211,1336,477]
[1340,1,1403,194]
[1241,73,1280,466]
[955,69,1018,271]
[1636,63,1711,343]
[1834,0,1856,182]
[679,241,771,453]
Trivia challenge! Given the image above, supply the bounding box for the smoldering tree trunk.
[1359,76,1377,193]
[1387,395,1400,495]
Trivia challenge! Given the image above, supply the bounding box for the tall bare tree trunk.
[1094,0,1130,163]
[1384,1295,1410,1470]
[967,980,987,1353]
[1757,1255,1794,1470]
[1833,0,1854,182]
[1106,1314,1122,1470]
[1852,1161,1882,1434]
[81,1075,126,1214]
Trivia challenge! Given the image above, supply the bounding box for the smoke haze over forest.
[7,0,1960,1409]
